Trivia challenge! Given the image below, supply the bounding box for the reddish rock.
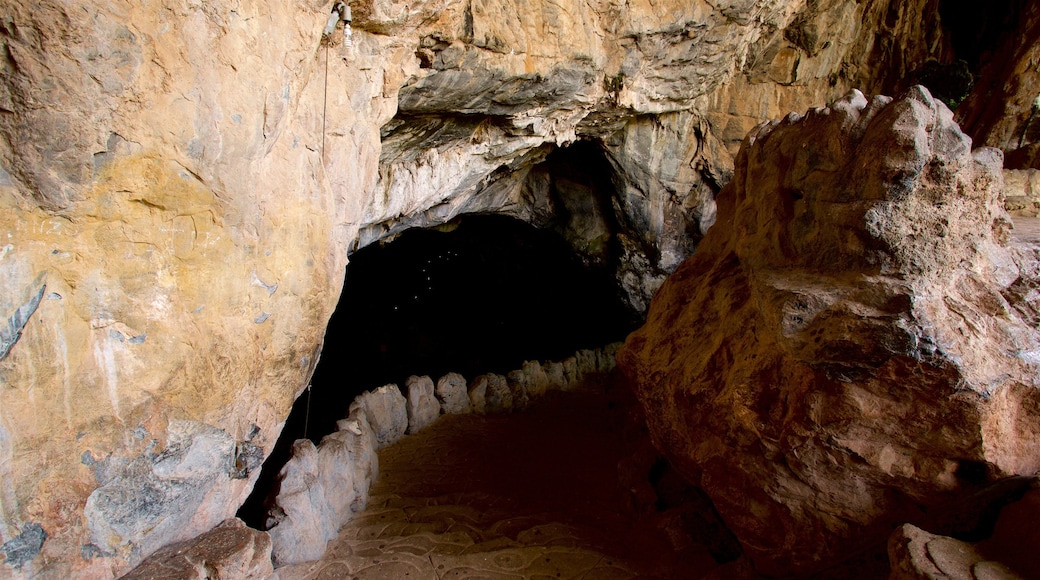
[618,86,1040,575]
[120,518,272,580]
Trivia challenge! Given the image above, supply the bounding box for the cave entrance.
[239,209,638,528]
[302,212,635,438]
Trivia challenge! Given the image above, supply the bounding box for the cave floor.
[1012,216,1040,244]
[268,379,717,579]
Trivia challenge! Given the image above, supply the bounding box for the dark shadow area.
[938,0,1025,71]
[239,213,637,528]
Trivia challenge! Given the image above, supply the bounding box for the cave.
[239,141,642,529]
[7,1,1040,578]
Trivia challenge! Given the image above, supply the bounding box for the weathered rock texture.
[120,518,273,580]
[266,408,377,566]
[2,0,1039,576]
[618,87,1040,575]
[348,384,408,448]
[1004,169,1040,217]
[888,524,1019,580]
[888,479,1040,580]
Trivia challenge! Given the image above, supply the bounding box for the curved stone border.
[266,342,622,566]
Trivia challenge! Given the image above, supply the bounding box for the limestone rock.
[1004,169,1040,217]
[2,0,1038,576]
[467,376,488,415]
[265,440,327,566]
[0,1,387,575]
[267,410,377,566]
[599,343,621,372]
[574,349,600,378]
[481,373,512,413]
[506,370,531,410]
[120,518,272,580]
[888,524,1021,580]
[561,356,580,389]
[83,420,239,563]
[349,384,408,448]
[520,360,550,397]
[405,375,441,434]
[544,361,566,390]
[618,87,1040,575]
[435,372,471,414]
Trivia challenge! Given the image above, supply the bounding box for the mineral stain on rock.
[1,523,46,570]
[0,279,45,361]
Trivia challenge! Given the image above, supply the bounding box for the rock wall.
[0,1,804,575]
[617,87,1040,575]
[954,0,1040,169]
[1,0,1039,576]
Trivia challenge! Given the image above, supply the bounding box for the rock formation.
[120,518,273,580]
[888,480,1040,580]
[618,86,1040,575]
[264,345,618,566]
[1004,169,1040,217]
[1,0,1038,576]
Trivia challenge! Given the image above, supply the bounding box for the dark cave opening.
[938,0,1026,71]
[239,211,639,528]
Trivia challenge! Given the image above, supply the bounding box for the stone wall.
[264,344,620,566]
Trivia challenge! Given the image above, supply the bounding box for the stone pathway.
[269,380,717,579]
[1012,216,1040,244]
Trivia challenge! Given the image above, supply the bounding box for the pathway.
[269,379,719,579]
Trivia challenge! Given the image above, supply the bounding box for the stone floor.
[268,379,718,579]
[1012,216,1040,244]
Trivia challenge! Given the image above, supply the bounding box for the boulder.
[265,440,328,565]
[520,360,550,397]
[349,384,408,448]
[618,87,1040,575]
[405,375,441,434]
[574,349,599,377]
[506,370,531,410]
[267,411,377,566]
[435,372,471,414]
[119,519,272,580]
[544,361,567,391]
[561,356,580,389]
[467,376,488,415]
[888,524,1019,580]
[482,373,512,413]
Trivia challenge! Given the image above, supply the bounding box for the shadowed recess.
[239,214,636,528]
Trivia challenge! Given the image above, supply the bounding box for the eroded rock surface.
[618,87,1040,575]
[349,384,408,448]
[404,375,440,434]
[121,518,272,580]
[2,0,1039,576]
[266,409,377,566]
